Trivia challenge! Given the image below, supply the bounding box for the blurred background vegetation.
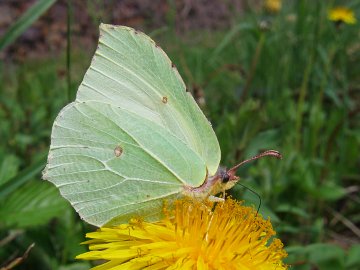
[0,0,359,269]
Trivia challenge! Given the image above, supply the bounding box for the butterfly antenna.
[227,150,282,177]
[236,182,262,215]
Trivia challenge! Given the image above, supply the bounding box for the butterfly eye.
[221,172,230,183]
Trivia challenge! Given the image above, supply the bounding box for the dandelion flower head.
[77,198,287,270]
[328,7,357,24]
[264,0,282,13]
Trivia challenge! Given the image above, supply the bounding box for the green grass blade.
[0,0,57,51]
[0,154,46,199]
[0,180,69,228]
[210,22,253,61]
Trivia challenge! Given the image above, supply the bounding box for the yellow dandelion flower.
[328,7,357,25]
[264,0,282,13]
[77,198,287,269]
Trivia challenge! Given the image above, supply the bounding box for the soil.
[0,0,246,61]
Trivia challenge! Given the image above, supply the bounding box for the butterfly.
[43,24,281,227]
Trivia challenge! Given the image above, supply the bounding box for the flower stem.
[240,32,265,103]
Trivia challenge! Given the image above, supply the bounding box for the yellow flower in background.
[328,7,357,24]
[265,0,282,13]
[77,198,287,270]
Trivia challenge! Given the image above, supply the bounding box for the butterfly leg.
[208,195,224,202]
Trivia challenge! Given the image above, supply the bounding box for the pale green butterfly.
[43,24,281,227]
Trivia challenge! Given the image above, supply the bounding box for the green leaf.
[277,224,301,234]
[316,183,346,201]
[276,204,310,218]
[59,263,91,270]
[346,244,360,268]
[286,243,347,269]
[286,245,308,255]
[307,243,345,270]
[55,210,89,260]
[0,154,46,199]
[211,22,254,60]
[285,245,308,266]
[0,181,69,228]
[245,129,280,158]
[0,155,20,187]
[0,0,57,51]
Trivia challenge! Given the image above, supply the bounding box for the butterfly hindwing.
[44,101,206,226]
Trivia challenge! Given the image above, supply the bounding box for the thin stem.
[295,54,313,151]
[326,206,360,238]
[240,32,265,103]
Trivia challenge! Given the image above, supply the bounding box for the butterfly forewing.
[77,24,220,175]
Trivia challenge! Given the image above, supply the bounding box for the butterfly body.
[182,168,239,201]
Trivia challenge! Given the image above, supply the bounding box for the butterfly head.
[185,150,282,199]
[219,150,282,193]
[218,168,239,191]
